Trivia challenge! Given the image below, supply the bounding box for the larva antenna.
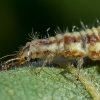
[0,54,16,60]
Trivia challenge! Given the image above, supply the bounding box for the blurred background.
[0,0,100,57]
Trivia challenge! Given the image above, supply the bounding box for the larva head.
[16,42,32,64]
[1,42,31,70]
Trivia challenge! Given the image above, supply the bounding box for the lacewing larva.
[1,20,100,70]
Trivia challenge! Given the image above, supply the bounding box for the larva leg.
[36,54,54,75]
[36,59,47,75]
[76,57,84,79]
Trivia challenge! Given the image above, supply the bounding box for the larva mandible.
[1,21,100,70]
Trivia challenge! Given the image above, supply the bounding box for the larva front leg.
[36,53,54,74]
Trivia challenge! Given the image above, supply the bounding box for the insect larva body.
[24,26,100,61]
[1,22,100,69]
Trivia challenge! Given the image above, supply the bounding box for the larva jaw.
[1,56,31,70]
[1,58,22,70]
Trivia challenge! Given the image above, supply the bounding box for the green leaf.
[0,64,100,100]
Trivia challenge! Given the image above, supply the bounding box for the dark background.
[0,0,100,57]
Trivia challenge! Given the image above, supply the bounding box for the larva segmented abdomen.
[18,25,100,62]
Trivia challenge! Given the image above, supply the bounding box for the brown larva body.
[1,22,100,69]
